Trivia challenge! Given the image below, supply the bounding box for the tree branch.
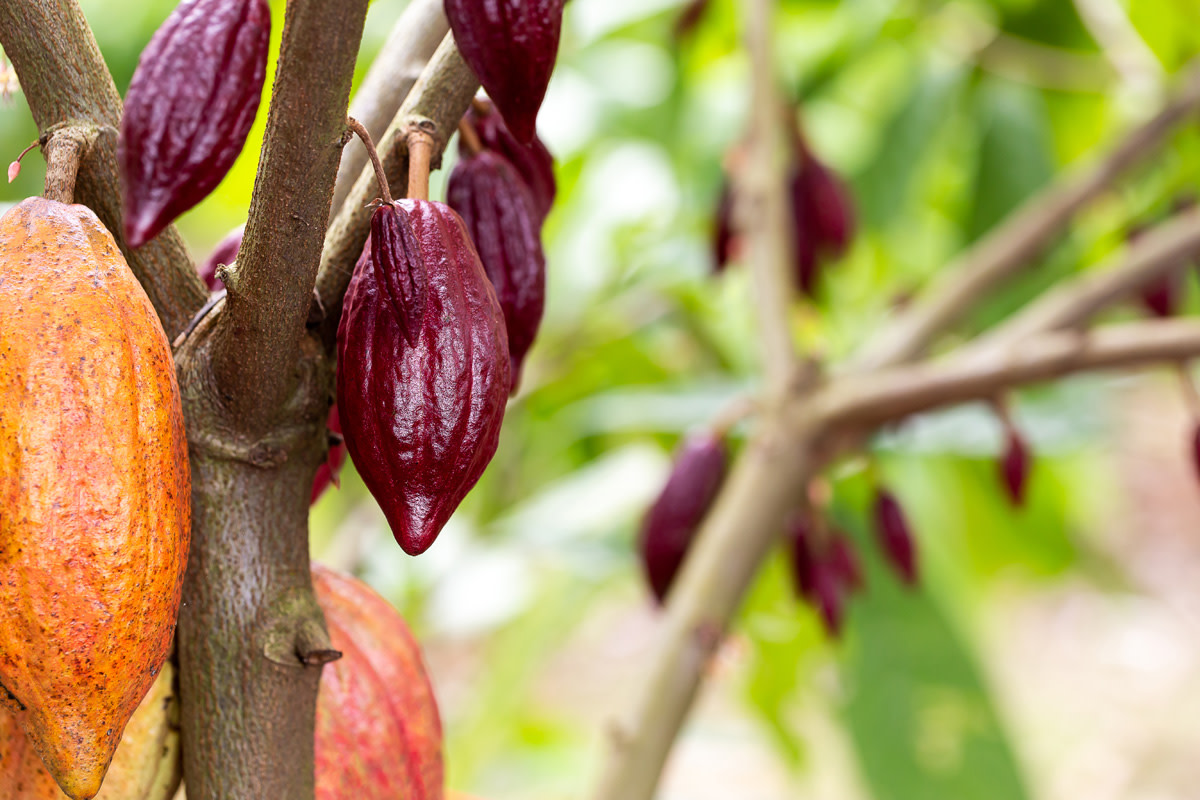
[967,205,1200,351]
[208,0,369,432]
[0,0,207,338]
[818,319,1200,427]
[315,33,479,347]
[850,59,1200,372]
[330,0,448,213]
[737,0,798,399]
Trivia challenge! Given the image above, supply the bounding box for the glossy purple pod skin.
[638,432,728,604]
[445,0,564,143]
[785,515,818,599]
[370,204,428,347]
[311,406,346,505]
[337,200,511,556]
[119,0,270,247]
[197,225,243,290]
[447,151,546,393]
[872,489,918,586]
[999,429,1031,507]
[464,105,557,222]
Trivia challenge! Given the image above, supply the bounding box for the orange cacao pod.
[0,198,191,799]
[312,564,443,800]
[0,663,182,800]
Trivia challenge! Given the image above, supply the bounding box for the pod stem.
[42,125,98,204]
[406,126,435,202]
[457,118,484,157]
[346,116,393,206]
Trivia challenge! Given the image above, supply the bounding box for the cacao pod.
[712,179,734,272]
[119,0,271,247]
[312,564,443,800]
[463,105,556,223]
[311,406,346,505]
[872,489,918,586]
[639,432,728,603]
[196,225,243,290]
[785,515,817,599]
[998,428,1031,508]
[0,663,181,800]
[337,200,510,555]
[826,533,863,593]
[444,0,564,143]
[447,150,546,391]
[0,198,190,799]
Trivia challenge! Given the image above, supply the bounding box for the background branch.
[967,205,1200,351]
[330,0,448,213]
[208,0,370,431]
[0,0,207,338]
[819,319,1200,427]
[315,33,478,346]
[850,60,1200,372]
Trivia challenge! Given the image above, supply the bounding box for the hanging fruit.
[872,489,918,586]
[119,0,271,247]
[639,431,729,603]
[463,102,557,223]
[312,564,443,800]
[0,198,190,800]
[337,123,511,555]
[444,0,565,143]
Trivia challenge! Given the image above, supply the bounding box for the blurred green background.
[5,0,1200,798]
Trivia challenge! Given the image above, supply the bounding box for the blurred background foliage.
[4,0,1200,798]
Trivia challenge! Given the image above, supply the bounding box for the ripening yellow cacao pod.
[0,662,182,800]
[0,198,191,800]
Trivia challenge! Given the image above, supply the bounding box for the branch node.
[261,591,339,669]
[41,124,101,204]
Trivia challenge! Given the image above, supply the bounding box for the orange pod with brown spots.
[312,563,443,800]
[0,662,182,800]
[0,198,190,800]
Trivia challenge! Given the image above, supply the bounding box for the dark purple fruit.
[872,489,918,586]
[447,150,546,393]
[337,200,510,556]
[999,429,1031,507]
[785,515,817,599]
[119,0,270,247]
[464,104,557,222]
[445,0,564,143]
[638,432,728,603]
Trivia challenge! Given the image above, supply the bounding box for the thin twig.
[457,118,483,156]
[345,117,393,205]
[850,59,1200,372]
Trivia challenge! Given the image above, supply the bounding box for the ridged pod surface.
[313,564,443,800]
[463,106,556,222]
[0,663,182,800]
[444,0,564,143]
[119,0,271,247]
[0,198,191,800]
[639,432,728,603]
[337,200,510,555]
[447,150,546,391]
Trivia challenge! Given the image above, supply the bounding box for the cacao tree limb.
[737,0,799,400]
[316,33,479,347]
[967,205,1200,351]
[208,0,369,432]
[817,319,1200,426]
[41,124,100,204]
[850,58,1200,372]
[0,0,207,338]
[331,0,449,212]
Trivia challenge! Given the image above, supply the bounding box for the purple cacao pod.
[1139,274,1178,319]
[444,0,564,143]
[639,432,728,603]
[827,533,863,593]
[370,204,428,347]
[197,224,244,290]
[811,564,844,637]
[998,429,1031,507]
[119,0,270,247]
[464,105,557,221]
[447,150,546,392]
[337,200,511,555]
[311,406,346,505]
[872,489,918,586]
[713,179,734,272]
[785,515,817,599]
